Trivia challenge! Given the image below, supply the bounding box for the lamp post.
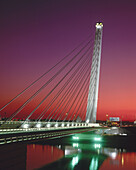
[121,115,123,127]
[106,114,108,125]
[106,114,108,120]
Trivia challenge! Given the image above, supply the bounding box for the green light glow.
[73,143,79,147]
[72,156,79,167]
[94,144,101,149]
[94,137,101,141]
[73,136,79,140]
[89,157,98,170]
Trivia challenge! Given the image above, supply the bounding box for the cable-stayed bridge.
[0,23,103,144]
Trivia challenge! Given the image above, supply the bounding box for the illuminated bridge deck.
[0,121,101,145]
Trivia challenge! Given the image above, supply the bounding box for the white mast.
[86,22,103,123]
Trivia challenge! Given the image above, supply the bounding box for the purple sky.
[1,0,136,121]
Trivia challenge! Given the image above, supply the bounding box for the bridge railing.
[0,121,100,129]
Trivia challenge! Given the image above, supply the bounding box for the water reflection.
[71,156,79,168]
[89,157,98,170]
[37,142,136,170]
[0,133,136,170]
[26,144,64,170]
[100,152,136,170]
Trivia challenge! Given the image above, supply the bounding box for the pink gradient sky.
[0,0,136,121]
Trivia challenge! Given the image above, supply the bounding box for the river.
[0,130,136,170]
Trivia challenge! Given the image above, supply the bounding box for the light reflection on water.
[26,142,136,170]
[26,144,64,170]
[0,133,136,170]
[100,152,136,170]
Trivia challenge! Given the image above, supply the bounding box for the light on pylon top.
[96,22,103,29]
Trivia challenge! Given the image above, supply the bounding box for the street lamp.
[106,114,108,119]
[106,114,108,125]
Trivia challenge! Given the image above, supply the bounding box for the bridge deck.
[0,121,101,145]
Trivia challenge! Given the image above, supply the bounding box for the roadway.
[0,121,101,145]
[0,127,100,145]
